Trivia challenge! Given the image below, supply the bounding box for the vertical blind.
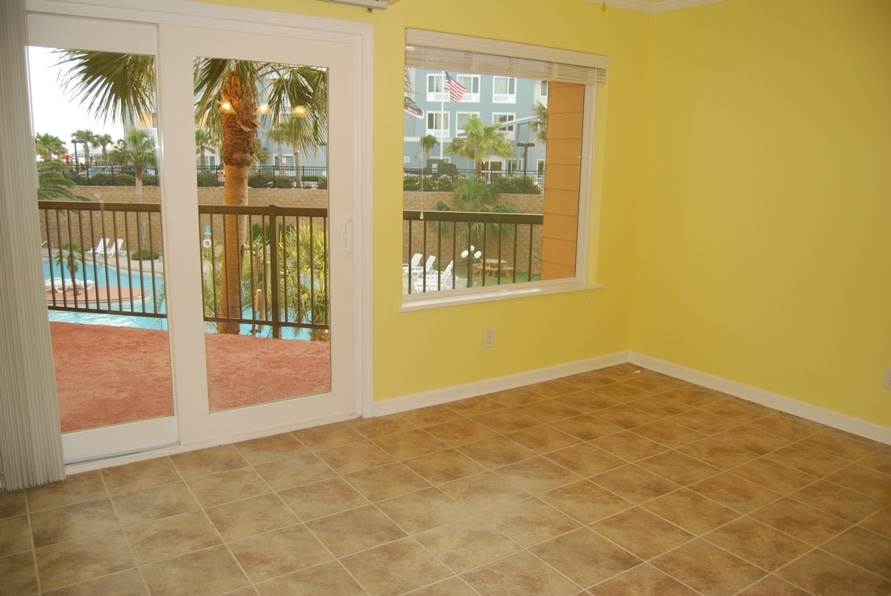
[405,29,608,86]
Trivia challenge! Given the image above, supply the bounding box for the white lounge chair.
[402,253,423,277]
[53,278,95,293]
[414,260,454,293]
[85,238,110,256]
[105,238,124,258]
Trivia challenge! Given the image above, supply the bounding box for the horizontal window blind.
[406,29,608,86]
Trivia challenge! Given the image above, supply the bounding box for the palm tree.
[35,133,67,161]
[71,129,95,168]
[445,116,513,179]
[110,128,157,249]
[418,134,438,175]
[531,101,548,143]
[37,159,87,201]
[195,128,219,171]
[58,50,328,334]
[93,133,114,166]
[267,116,317,188]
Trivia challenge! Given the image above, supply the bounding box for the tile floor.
[2,364,891,595]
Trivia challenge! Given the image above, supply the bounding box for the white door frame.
[26,0,373,469]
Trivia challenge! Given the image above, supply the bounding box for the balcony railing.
[403,209,544,294]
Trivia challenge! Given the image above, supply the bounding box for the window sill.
[398,279,602,312]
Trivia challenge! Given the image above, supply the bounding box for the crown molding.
[587,0,724,14]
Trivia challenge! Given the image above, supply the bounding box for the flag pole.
[440,71,445,159]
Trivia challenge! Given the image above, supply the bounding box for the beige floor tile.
[169,444,247,479]
[26,471,106,513]
[704,517,811,571]
[424,417,496,447]
[591,430,668,462]
[36,530,135,592]
[540,480,633,524]
[632,420,706,448]
[100,458,180,496]
[278,476,369,521]
[731,458,818,495]
[591,464,681,504]
[526,378,585,399]
[403,449,487,484]
[255,561,365,595]
[111,481,199,527]
[291,421,364,451]
[414,516,520,573]
[446,395,504,416]
[140,544,249,595]
[252,452,337,491]
[702,398,773,424]
[532,527,641,587]
[377,487,471,533]
[589,381,652,401]
[398,404,467,427]
[636,450,721,486]
[438,471,530,513]
[305,504,406,557]
[504,424,581,454]
[0,551,38,595]
[461,550,579,595]
[482,497,580,547]
[591,563,698,595]
[628,393,695,417]
[31,499,120,548]
[342,462,431,502]
[544,443,626,477]
[405,576,478,596]
[798,429,884,461]
[514,398,582,423]
[642,489,740,535]
[735,574,811,595]
[549,414,623,441]
[690,472,781,514]
[592,507,694,560]
[715,425,792,456]
[0,515,33,556]
[124,510,220,565]
[471,409,540,433]
[858,446,891,475]
[457,435,537,469]
[594,404,661,430]
[776,549,891,595]
[347,413,417,439]
[824,463,891,502]
[228,524,333,583]
[0,490,27,520]
[486,386,546,408]
[676,437,759,469]
[789,480,884,523]
[233,432,307,465]
[744,412,825,442]
[658,385,729,410]
[623,372,685,394]
[340,537,452,596]
[205,493,297,541]
[496,455,583,494]
[43,569,147,595]
[860,507,891,540]
[750,498,851,546]
[765,443,849,477]
[315,439,396,474]
[666,409,740,435]
[821,526,891,580]
[185,466,271,508]
[554,389,619,412]
[652,539,766,596]
[372,428,449,460]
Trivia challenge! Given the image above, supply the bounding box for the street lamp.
[517,142,535,177]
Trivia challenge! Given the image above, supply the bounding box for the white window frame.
[492,76,516,104]
[455,111,479,133]
[492,112,516,139]
[426,73,446,102]
[403,29,607,310]
[456,74,480,102]
[426,111,449,138]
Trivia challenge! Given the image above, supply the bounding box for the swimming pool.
[44,258,309,338]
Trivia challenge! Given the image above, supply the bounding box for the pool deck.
[46,285,146,305]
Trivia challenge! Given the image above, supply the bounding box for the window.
[492,76,516,103]
[456,74,480,102]
[404,30,608,306]
[426,73,446,102]
[426,111,449,138]
[492,112,516,139]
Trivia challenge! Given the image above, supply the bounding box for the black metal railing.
[403,209,543,294]
[402,167,545,192]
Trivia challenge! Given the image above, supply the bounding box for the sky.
[28,46,124,158]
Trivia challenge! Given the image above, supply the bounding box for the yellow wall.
[209,0,651,399]
[632,0,891,426]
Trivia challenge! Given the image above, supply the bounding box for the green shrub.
[434,175,455,192]
[130,249,161,260]
[197,171,221,187]
[248,172,275,188]
[301,175,319,182]
[115,174,136,186]
[141,174,159,186]
[272,176,295,189]
[317,176,327,189]
[492,176,541,194]
[87,173,115,186]
[403,175,420,191]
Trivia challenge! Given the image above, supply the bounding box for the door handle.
[342,218,353,255]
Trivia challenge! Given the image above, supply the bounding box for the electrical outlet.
[884,366,891,391]
[483,328,495,349]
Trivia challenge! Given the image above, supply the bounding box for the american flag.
[444,72,466,102]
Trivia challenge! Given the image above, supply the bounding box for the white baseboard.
[630,352,891,446]
[373,351,630,417]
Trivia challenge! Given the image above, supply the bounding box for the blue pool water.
[44,258,309,338]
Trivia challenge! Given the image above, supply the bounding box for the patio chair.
[105,238,124,258]
[414,260,453,293]
[53,279,95,293]
[402,253,423,277]
[85,238,110,256]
